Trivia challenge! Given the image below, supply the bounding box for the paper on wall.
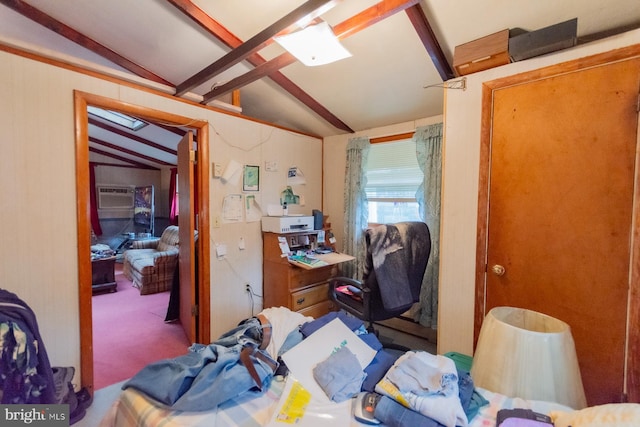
[245,195,262,222]
[287,166,306,185]
[221,159,242,185]
[280,318,377,403]
[222,194,243,222]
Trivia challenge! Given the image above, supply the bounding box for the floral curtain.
[169,167,178,226]
[342,136,370,279]
[89,162,102,236]
[414,123,443,329]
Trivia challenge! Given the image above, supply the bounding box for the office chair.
[329,222,431,336]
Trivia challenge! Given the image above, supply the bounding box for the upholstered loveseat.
[123,226,180,295]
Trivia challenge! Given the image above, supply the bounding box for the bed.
[98,308,639,427]
[98,382,576,427]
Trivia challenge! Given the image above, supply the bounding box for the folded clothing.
[312,346,365,403]
[375,351,468,427]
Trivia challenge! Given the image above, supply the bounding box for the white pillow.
[550,403,640,427]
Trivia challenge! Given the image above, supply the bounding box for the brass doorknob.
[492,264,506,276]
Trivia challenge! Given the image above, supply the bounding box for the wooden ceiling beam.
[334,0,420,39]
[90,160,159,170]
[89,117,178,156]
[0,0,173,86]
[90,137,174,167]
[89,146,163,170]
[168,0,354,132]
[153,122,187,137]
[173,0,336,96]
[202,0,421,104]
[405,4,454,81]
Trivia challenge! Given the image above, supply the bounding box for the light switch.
[213,163,223,178]
[238,237,245,250]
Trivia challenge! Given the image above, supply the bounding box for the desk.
[263,231,354,318]
[91,256,117,294]
[288,252,355,270]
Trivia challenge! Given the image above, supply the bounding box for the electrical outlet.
[245,284,251,293]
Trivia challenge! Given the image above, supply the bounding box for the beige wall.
[0,48,322,384]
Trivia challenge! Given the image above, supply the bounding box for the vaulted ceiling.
[1,0,639,168]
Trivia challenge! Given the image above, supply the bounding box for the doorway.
[74,91,210,394]
[475,48,640,404]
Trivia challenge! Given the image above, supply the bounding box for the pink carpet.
[91,264,191,390]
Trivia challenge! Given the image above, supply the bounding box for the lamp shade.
[470,306,587,409]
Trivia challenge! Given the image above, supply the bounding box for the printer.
[261,216,314,233]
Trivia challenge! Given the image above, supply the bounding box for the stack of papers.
[289,255,329,268]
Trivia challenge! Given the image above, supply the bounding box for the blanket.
[364,222,431,312]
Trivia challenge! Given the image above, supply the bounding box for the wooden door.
[483,58,640,405]
[177,131,197,343]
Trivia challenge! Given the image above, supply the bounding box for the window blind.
[365,139,422,199]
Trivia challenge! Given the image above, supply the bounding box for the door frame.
[475,44,640,402]
[74,90,211,394]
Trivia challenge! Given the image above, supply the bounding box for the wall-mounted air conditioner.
[97,185,134,209]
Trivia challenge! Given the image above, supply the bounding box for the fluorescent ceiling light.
[88,106,148,131]
[275,21,351,67]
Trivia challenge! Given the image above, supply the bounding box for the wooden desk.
[263,231,354,318]
[91,256,117,294]
[288,252,355,270]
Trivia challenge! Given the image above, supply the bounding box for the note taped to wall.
[222,194,243,222]
[245,195,262,222]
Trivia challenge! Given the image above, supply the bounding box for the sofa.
[123,226,180,295]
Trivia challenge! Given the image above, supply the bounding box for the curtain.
[169,167,178,226]
[89,162,103,236]
[414,123,443,329]
[342,136,370,279]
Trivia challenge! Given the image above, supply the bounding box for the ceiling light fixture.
[274,20,351,67]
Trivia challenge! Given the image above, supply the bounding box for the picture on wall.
[134,185,154,235]
[243,165,260,192]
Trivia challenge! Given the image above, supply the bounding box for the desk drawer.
[289,266,334,289]
[297,300,336,319]
[291,283,330,310]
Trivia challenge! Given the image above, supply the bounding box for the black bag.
[497,409,553,427]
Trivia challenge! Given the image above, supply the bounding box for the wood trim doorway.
[475,44,640,403]
[74,90,211,395]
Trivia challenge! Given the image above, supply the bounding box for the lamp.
[274,20,351,66]
[470,306,587,409]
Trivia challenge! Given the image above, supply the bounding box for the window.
[87,106,148,131]
[365,139,423,225]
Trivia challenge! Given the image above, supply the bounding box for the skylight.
[88,106,148,131]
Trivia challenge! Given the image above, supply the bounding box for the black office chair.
[329,222,431,335]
